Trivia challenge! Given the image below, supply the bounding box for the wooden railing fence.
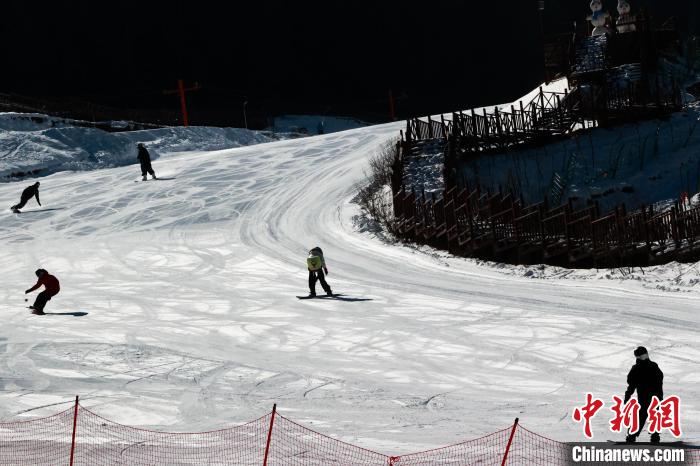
[390,25,686,267]
[392,185,700,268]
[403,78,681,157]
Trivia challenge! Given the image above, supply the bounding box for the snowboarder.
[307,247,332,297]
[137,143,157,181]
[624,346,664,444]
[10,182,41,213]
[25,268,60,315]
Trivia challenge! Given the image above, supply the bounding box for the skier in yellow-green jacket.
[307,247,332,297]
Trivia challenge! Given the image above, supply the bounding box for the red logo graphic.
[609,396,640,434]
[572,393,604,439]
[573,394,682,439]
[648,395,682,437]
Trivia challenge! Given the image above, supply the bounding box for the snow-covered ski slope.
[0,112,274,179]
[0,98,699,453]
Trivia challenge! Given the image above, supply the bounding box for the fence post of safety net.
[262,404,277,466]
[500,417,519,466]
[69,395,79,466]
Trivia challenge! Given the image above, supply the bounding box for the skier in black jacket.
[624,346,663,444]
[137,143,157,181]
[10,182,41,212]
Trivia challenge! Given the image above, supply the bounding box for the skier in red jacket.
[25,269,60,315]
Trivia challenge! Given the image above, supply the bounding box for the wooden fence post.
[483,108,490,140]
[641,205,651,252]
[494,108,502,138]
[69,395,79,466]
[539,86,545,114]
[500,418,519,466]
[263,404,277,466]
[670,206,681,248]
[556,95,563,128]
[470,108,477,139]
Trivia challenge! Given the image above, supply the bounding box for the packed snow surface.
[269,114,368,135]
[0,107,698,453]
[0,112,273,179]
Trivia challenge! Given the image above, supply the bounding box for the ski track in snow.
[0,121,699,453]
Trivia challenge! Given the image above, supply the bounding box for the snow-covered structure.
[616,0,637,34]
[587,0,612,37]
[391,11,694,267]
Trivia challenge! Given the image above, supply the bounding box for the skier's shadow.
[19,208,64,213]
[155,177,176,181]
[319,294,373,302]
[44,312,88,317]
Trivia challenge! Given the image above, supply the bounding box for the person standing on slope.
[624,346,664,444]
[307,247,332,297]
[10,182,41,213]
[25,268,60,315]
[137,143,157,181]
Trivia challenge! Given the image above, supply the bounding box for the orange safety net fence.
[0,403,697,465]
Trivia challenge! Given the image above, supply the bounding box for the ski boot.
[625,434,636,444]
[650,433,660,444]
